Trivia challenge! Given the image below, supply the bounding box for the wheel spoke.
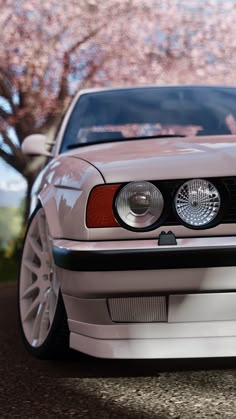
[21,281,39,300]
[28,234,42,258]
[38,297,50,344]
[23,259,40,276]
[45,222,52,251]
[23,295,41,323]
[31,302,45,346]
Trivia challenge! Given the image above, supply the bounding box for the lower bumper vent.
[108,296,167,323]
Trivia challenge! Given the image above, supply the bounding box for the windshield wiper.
[67,134,187,150]
[118,134,187,140]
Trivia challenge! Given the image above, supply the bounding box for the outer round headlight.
[115,181,164,229]
[174,179,221,227]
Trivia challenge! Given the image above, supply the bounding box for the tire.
[18,205,69,359]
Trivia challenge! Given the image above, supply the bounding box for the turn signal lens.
[86,184,121,228]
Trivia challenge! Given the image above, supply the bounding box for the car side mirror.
[22,134,54,156]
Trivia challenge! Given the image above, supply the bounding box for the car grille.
[154,176,236,226]
[222,177,236,223]
[108,296,167,323]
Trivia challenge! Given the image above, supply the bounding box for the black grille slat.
[223,177,236,223]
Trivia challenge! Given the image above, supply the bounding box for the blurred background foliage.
[0,201,25,282]
[1,0,236,281]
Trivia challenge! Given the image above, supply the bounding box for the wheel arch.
[33,155,104,240]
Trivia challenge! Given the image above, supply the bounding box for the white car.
[18,85,236,359]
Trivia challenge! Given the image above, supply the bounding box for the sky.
[0,158,27,190]
[0,104,27,191]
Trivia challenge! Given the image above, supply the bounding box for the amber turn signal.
[86,184,121,228]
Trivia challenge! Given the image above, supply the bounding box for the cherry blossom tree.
[0,0,134,218]
[1,0,236,219]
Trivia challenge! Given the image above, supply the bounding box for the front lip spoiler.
[53,244,236,272]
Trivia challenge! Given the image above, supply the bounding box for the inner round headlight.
[175,179,221,227]
[115,181,164,229]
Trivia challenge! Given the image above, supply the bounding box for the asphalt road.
[1,284,236,418]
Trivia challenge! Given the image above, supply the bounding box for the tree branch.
[0,69,15,111]
[11,89,34,144]
[0,107,10,121]
[80,54,109,88]
[1,131,25,162]
[0,10,12,35]
[0,147,15,167]
[0,71,28,143]
[67,25,105,56]
[57,25,105,102]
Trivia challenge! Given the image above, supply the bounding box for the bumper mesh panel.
[108,296,167,323]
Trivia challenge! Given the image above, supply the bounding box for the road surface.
[0,284,236,418]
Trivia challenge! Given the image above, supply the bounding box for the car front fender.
[36,155,104,240]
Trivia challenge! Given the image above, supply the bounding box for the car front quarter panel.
[34,153,236,241]
[38,155,104,240]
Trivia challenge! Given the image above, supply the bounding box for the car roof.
[79,85,236,95]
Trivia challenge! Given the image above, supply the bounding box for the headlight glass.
[175,179,221,227]
[115,181,164,228]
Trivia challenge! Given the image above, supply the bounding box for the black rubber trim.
[53,245,236,272]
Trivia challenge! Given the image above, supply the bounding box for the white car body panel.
[24,86,236,358]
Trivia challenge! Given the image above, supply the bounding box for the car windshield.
[61,86,236,152]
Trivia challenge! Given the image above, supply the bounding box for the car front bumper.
[53,236,236,271]
[53,236,236,358]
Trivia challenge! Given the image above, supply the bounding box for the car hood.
[68,135,236,183]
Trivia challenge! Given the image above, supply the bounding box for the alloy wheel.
[19,208,59,348]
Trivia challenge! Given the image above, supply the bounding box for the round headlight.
[175,179,221,227]
[115,181,164,229]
